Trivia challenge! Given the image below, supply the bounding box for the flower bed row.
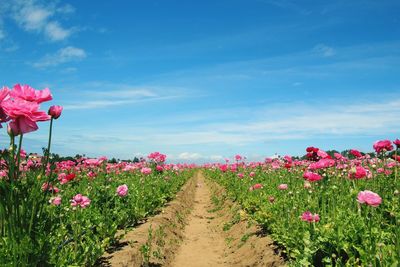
[204,143,400,266]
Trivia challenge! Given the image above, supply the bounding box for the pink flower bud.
[48,105,63,119]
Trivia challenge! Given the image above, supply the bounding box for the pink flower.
[48,105,63,119]
[357,190,382,207]
[350,149,363,158]
[373,140,394,153]
[156,165,164,172]
[116,184,128,197]
[393,139,400,147]
[278,184,288,190]
[2,98,50,135]
[252,183,263,190]
[317,150,329,159]
[349,166,367,179]
[147,152,166,163]
[141,167,152,175]
[301,211,320,223]
[249,171,255,177]
[303,171,322,182]
[50,196,62,206]
[237,173,244,179]
[309,159,335,170]
[10,84,52,104]
[0,86,10,124]
[71,194,91,208]
[235,154,242,161]
[268,196,275,203]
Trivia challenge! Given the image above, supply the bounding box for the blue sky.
[0,0,399,162]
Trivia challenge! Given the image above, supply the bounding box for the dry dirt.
[99,172,285,267]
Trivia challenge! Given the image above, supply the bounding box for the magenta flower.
[373,140,394,153]
[0,86,10,124]
[48,105,63,119]
[357,190,382,207]
[116,184,128,197]
[71,194,91,208]
[303,171,322,182]
[10,84,52,104]
[394,139,400,147]
[278,184,288,190]
[301,211,320,223]
[350,149,363,158]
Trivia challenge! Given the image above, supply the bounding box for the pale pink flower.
[141,167,152,175]
[116,184,128,197]
[278,184,288,190]
[50,196,62,206]
[237,173,244,179]
[249,171,255,177]
[71,194,91,208]
[357,190,382,207]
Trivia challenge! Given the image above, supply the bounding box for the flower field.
[0,85,195,266]
[204,146,400,266]
[0,84,399,266]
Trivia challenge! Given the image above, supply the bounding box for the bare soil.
[99,172,285,267]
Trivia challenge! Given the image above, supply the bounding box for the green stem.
[42,118,54,176]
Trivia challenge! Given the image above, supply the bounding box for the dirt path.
[170,174,229,267]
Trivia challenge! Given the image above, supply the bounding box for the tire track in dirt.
[170,173,229,267]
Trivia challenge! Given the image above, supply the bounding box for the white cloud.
[34,46,86,68]
[45,22,71,41]
[177,152,203,160]
[313,44,335,57]
[3,0,74,41]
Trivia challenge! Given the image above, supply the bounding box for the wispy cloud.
[1,0,75,41]
[33,46,86,68]
[313,44,335,57]
[60,82,192,110]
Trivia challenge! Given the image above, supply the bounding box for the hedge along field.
[205,145,400,266]
[0,85,195,266]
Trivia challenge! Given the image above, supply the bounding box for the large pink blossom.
[2,99,50,135]
[357,190,382,207]
[10,84,52,104]
[373,140,393,153]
